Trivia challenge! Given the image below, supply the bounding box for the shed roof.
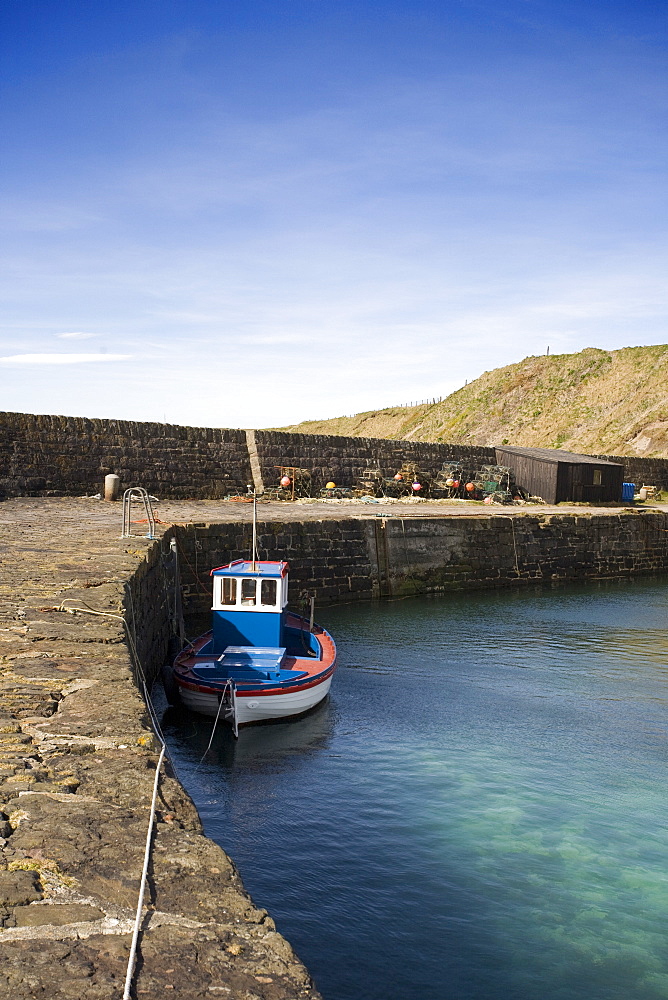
[495,446,623,468]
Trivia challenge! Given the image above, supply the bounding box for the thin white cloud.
[0,198,103,234]
[0,354,132,365]
[57,331,96,339]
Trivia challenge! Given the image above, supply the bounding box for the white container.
[104,474,120,501]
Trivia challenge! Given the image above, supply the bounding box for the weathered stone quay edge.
[0,499,326,1000]
[173,505,668,608]
[0,497,667,999]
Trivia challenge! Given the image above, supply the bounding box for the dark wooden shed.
[494,446,625,504]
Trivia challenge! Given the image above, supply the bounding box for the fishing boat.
[171,552,337,735]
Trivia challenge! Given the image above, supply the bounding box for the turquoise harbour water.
[162,579,668,1000]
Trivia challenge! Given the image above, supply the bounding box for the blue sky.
[1,1,666,427]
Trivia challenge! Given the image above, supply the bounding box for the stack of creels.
[354,468,386,498]
[265,466,313,501]
[383,462,432,498]
[431,462,466,498]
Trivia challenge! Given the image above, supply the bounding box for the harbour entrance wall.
[3,411,668,499]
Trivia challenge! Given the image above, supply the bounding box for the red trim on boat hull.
[176,664,336,699]
[170,612,337,723]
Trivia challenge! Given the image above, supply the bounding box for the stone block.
[0,870,43,906]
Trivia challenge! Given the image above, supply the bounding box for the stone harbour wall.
[252,430,497,491]
[2,410,668,500]
[0,412,499,499]
[173,518,375,612]
[174,509,668,610]
[367,509,668,597]
[595,454,668,491]
[123,533,178,687]
[0,412,252,499]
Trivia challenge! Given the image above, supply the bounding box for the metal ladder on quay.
[121,487,156,539]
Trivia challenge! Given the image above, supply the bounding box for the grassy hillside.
[274,346,668,457]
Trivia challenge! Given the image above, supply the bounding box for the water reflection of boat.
[167,556,337,736]
[166,696,334,771]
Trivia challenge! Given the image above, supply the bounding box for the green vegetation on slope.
[274,346,668,457]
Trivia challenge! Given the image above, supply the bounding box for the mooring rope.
[48,600,169,996]
[194,679,231,770]
[503,517,521,577]
[173,534,211,596]
[55,599,168,746]
[122,741,166,1000]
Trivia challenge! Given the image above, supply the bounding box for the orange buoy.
[394,473,403,480]
[280,476,291,487]
[465,482,475,492]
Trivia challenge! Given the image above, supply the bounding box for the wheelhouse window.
[260,579,277,606]
[593,469,602,485]
[221,578,237,606]
[241,578,257,606]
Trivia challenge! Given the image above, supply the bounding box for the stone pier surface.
[0,496,666,998]
[0,498,327,1000]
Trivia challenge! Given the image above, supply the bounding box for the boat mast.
[251,488,258,571]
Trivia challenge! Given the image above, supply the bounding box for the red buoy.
[280,476,291,487]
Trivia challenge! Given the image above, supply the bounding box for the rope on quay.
[53,599,167,744]
[122,741,166,1000]
[45,600,169,998]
